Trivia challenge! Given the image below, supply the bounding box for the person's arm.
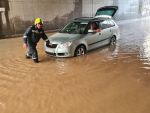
[94,28,101,32]
[23,26,32,48]
[41,30,50,45]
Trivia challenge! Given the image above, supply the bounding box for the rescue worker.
[23,18,50,63]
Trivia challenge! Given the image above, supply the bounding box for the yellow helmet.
[34,18,43,25]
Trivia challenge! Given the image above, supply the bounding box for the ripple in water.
[139,34,150,68]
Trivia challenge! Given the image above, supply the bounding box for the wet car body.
[45,6,119,57]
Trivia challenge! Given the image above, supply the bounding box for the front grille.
[46,44,58,48]
[45,51,56,56]
[58,53,65,56]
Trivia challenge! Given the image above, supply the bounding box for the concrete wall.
[0,0,82,36]
[82,0,113,17]
[0,0,150,37]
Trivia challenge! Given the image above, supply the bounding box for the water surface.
[0,18,150,113]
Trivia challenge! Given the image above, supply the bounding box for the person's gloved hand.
[46,40,50,46]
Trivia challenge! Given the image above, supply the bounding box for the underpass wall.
[0,0,82,36]
[0,0,150,37]
[82,0,150,20]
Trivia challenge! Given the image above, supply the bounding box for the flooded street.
[0,18,150,113]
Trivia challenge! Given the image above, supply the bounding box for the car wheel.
[110,36,116,46]
[74,45,86,56]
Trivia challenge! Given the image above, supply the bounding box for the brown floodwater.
[0,18,150,113]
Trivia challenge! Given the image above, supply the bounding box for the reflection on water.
[139,17,150,66]
[141,35,150,58]
[54,59,67,75]
[118,17,150,66]
[139,33,150,68]
[105,44,119,60]
[0,19,150,113]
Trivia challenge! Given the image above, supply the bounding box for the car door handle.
[99,33,101,35]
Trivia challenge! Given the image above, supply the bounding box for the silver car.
[45,6,119,57]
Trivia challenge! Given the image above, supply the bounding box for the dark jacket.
[23,25,48,45]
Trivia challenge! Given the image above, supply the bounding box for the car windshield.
[60,21,88,34]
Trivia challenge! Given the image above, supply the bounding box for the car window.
[100,20,109,29]
[60,22,88,34]
[85,21,100,33]
[100,20,115,29]
[108,20,115,27]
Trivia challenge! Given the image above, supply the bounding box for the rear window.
[100,20,109,29]
[109,20,115,27]
[95,10,115,16]
[100,20,115,29]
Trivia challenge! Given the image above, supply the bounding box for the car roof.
[73,17,109,23]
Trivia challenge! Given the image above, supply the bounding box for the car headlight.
[58,41,72,48]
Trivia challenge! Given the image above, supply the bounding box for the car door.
[85,32,102,50]
[84,22,102,50]
[98,20,112,45]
